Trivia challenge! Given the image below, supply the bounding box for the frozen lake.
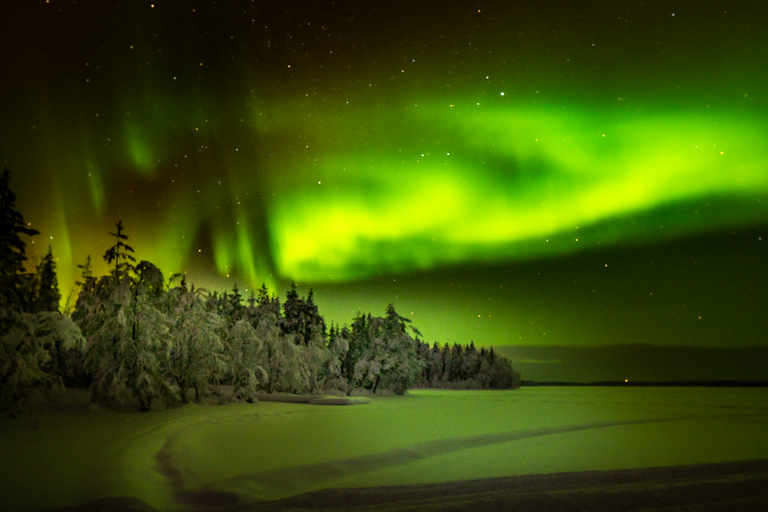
[2,386,767,511]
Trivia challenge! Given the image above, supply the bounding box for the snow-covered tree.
[351,304,423,395]
[295,338,328,393]
[163,284,226,404]
[83,271,171,411]
[323,331,349,395]
[253,311,308,394]
[342,314,372,384]
[0,311,85,416]
[225,319,268,401]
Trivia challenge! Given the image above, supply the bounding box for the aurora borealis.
[2,1,767,360]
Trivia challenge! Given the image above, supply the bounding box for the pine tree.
[71,256,96,329]
[103,220,135,281]
[230,282,243,313]
[257,283,270,306]
[303,289,327,346]
[33,246,61,313]
[246,289,257,308]
[462,341,480,381]
[351,304,423,395]
[450,343,464,381]
[281,281,306,344]
[76,255,93,287]
[342,313,369,384]
[84,236,173,411]
[0,169,39,327]
[429,342,443,387]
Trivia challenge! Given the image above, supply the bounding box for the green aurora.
[266,101,768,281]
[2,1,767,349]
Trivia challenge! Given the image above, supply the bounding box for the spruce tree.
[351,304,423,395]
[103,220,135,281]
[303,289,327,345]
[281,281,306,343]
[0,168,39,325]
[33,246,61,313]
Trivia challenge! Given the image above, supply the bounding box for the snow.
[1,387,767,511]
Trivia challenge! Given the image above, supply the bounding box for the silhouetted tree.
[428,342,443,387]
[303,289,327,345]
[281,281,306,343]
[103,220,135,281]
[0,170,87,416]
[0,169,39,328]
[29,246,61,313]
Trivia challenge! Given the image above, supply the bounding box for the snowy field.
[2,387,768,511]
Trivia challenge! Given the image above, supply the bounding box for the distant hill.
[493,344,768,383]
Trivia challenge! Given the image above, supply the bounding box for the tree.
[302,289,327,345]
[462,341,480,382]
[225,319,268,401]
[84,276,170,411]
[342,313,371,385]
[0,311,85,416]
[450,343,464,381]
[489,357,521,389]
[162,283,226,404]
[281,282,306,344]
[76,255,93,288]
[351,304,423,395]
[441,343,453,387]
[416,340,432,386]
[228,283,244,323]
[71,256,96,330]
[323,330,349,395]
[428,342,443,387]
[0,168,39,329]
[103,220,135,281]
[83,225,170,412]
[31,246,61,313]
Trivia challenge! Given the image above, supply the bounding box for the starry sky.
[2,1,767,355]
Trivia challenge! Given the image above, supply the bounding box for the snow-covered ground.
[2,387,767,511]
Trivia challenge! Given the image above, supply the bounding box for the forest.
[0,169,519,416]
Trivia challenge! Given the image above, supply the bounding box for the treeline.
[415,341,519,390]
[0,169,519,416]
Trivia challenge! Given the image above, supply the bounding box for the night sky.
[2,1,767,357]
